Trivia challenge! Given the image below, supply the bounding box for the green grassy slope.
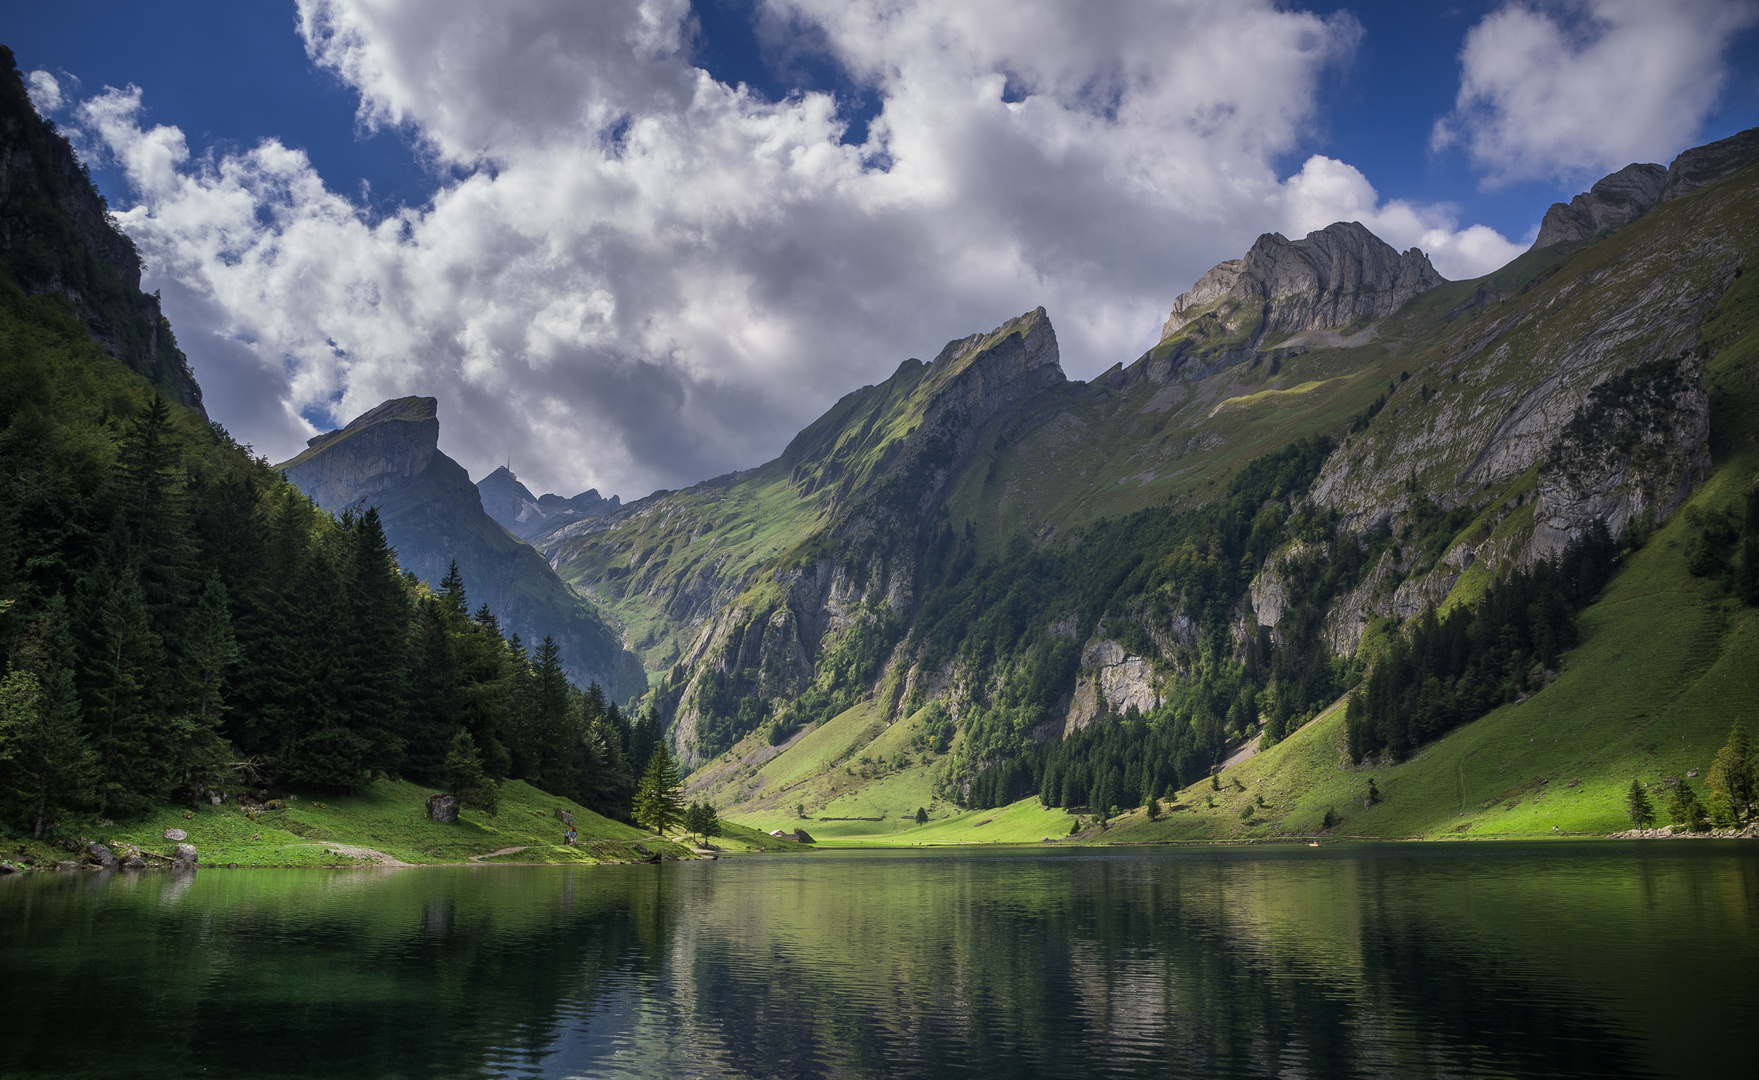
[3,778,796,870]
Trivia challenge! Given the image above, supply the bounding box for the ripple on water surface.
[1,842,1754,1079]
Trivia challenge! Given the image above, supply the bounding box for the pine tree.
[1146,794,1162,820]
[439,560,468,617]
[403,597,463,785]
[0,601,98,837]
[1708,721,1754,824]
[444,729,500,815]
[1626,779,1656,828]
[915,806,928,825]
[1668,779,1708,832]
[684,800,720,841]
[78,547,171,814]
[528,636,574,793]
[629,705,662,777]
[632,742,682,835]
[338,507,407,777]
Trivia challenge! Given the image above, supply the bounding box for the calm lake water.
[1,843,1755,1079]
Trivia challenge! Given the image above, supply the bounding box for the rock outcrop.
[1162,222,1443,342]
[1659,125,1759,202]
[1531,163,1667,250]
[277,398,645,698]
[478,466,619,542]
[1530,126,1759,251]
[280,397,441,513]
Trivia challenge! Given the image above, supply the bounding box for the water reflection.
[1,844,1753,1079]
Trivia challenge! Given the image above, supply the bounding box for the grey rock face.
[1163,222,1443,342]
[1659,126,1759,202]
[1531,163,1667,250]
[280,397,441,513]
[1527,126,1757,252]
[1530,354,1710,559]
[173,843,198,866]
[478,466,618,542]
[87,843,116,869]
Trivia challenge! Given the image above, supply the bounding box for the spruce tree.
[444,729,500,815]
[915,806,928,825]
[78,547,170,814]
[632,742,682,835]
[1668,779,1708,832]
[1708,721,1754,824]
[339,508,407,777]
[0,602,97,837]
[528,636,574,794]
[403,597,463,784]
[1626,779,1656,828]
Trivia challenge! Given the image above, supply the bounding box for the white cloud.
[1279,155,1526,280]
[26,70,63,114]
[1434,0,1759,185]
[67,0,1509,500]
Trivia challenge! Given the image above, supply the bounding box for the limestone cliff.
[1531,163,1667,250]
[1161,222,1443,348]
[1529,126,1759,252]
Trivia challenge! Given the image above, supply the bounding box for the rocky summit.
[478,465,619,543]
[1531,127,1759,251]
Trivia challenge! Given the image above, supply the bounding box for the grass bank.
[3,778,796,871]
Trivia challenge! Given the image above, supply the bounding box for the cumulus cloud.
[67,0,1504,499]
[26,70,63,114]
[1434,0,1759,185]
[1279,156,1525,280]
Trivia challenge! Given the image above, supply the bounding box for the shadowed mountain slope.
[277,398,644,698]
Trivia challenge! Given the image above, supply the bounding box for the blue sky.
[9,1,1759,497]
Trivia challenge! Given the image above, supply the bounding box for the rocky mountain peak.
[479,465,619,542]
[1530,126,1759,252]
[1531,163,1667,250]
[1660,125,1759,200]
[276,396,440,512]
[1162,221,1442,342]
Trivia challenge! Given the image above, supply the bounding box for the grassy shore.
[2,777,795,872]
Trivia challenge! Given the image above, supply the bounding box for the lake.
[1,843,1754,1078]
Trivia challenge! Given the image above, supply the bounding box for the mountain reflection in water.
[1,843,1754,1079]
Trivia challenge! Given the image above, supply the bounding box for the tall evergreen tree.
[403,596,463,785]
[633,742,682,835]
[78,544,169,814]
[1626,779,1656,828]
[1707,721,1753,825]
[0,600,96,836]
[339,508,407,776]
[528,636,574,794]
[444,728,500,815]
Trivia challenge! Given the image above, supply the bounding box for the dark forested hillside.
[0,54,649,838]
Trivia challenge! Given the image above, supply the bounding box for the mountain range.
[497,126,1759,839]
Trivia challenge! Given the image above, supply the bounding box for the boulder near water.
[426,793,459,823]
